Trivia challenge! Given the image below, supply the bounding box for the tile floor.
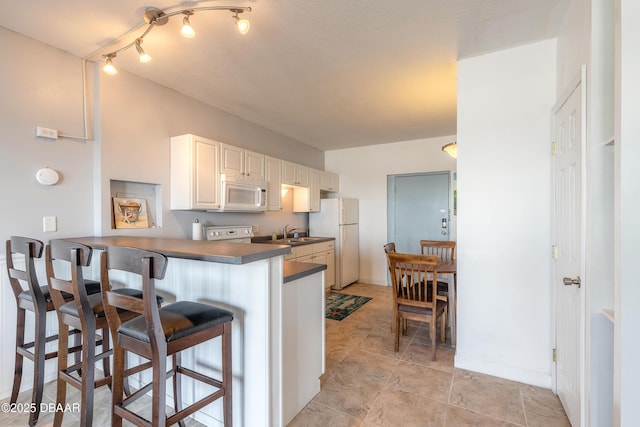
[1,282,570,427]
[288,282,571,427]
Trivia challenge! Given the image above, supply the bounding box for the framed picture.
[112,197,149,229]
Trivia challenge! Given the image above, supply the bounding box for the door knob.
[562,276,581,288]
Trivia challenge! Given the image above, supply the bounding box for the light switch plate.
[43,216,57,232]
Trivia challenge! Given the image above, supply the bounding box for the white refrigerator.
[309,198,359,289]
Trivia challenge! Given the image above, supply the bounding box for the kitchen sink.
[267,237,329,245]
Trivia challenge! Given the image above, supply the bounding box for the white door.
[553,73,585,427]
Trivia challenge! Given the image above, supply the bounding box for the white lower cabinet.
[287,241,335,288]
[282,271,324,425]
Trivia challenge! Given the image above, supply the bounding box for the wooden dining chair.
[420,240,456,300]
[387,252,447,360]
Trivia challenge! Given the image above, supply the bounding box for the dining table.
[432,259,457,346]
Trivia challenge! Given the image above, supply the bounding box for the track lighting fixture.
[135,38,152,63]
[231,9,250,35]
[181,11,196,38]
[97,5,252,74]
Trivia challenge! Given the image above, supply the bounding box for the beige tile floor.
[1,282,570,427]
[289,282,572,427]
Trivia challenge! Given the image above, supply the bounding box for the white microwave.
[219,174,267,212]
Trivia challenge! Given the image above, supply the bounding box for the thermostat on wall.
[36,168,59,186]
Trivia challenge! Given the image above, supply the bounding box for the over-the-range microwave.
[218,174,267,212]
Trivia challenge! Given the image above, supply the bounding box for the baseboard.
[356,276,388,286]
[454,353,552,389]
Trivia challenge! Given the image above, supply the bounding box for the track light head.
[231,9,250,35]
[135,39,152,63]
[181,11,195,38]
[103,54,117,75]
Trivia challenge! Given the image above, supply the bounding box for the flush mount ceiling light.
[442,142,457,158]
[97,5,252,75]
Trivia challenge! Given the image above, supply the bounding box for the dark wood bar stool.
[100,246,234,427]
[45,239,166,427]
[5,236,101,426]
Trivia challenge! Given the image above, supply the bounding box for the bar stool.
[5,236,101,426]
[100,246,233,427]
[45,239,166,426]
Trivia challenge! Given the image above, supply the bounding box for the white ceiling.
[0,0,569,151]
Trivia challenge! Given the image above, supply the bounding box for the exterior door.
[553,71,585,427]
[387,172,450,254]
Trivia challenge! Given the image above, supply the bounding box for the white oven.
[220,174,267,212]
[206,225,254,243]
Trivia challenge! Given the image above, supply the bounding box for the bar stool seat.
[59,288,163,318]
[101,246,233,427]
[118,301,233,343]
[18,280,100,305]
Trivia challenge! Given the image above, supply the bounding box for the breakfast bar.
[61,236,326,427]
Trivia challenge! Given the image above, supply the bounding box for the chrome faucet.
[284,224,300,238]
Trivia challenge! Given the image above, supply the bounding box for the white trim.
[454,353,552,388]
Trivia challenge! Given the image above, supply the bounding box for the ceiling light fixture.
[97,5,252,74]
[442,142,457,158]
[181,11,196,38]
[135,38,152,63]
[231,9,250,35]
[103,54,118,75]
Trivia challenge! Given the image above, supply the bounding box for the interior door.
[387,172,450,254]
[553,72,585,427]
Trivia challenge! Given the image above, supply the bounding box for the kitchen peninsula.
[63,236,326,427]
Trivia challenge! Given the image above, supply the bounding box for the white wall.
[325,136,457,286]
[456,40,556,387]
[615,1,640,424]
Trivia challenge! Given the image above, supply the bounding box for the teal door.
[387,171,450,254]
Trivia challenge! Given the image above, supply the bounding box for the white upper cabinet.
[171,134,220,210]
[320,171,339,192]
[220,143,265,180]
[265,156,282,211]
[245,150,266,179]
[282,161,309,187]
[293,168,320,212]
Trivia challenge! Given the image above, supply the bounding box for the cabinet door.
[170,134,220,210]
[320,171,339,192]
[296,165,309,187]
[194,140,220,208]
[265,156,282,211]
[220,143,244,176]
[282,160,297,185]
[245,150,266,179]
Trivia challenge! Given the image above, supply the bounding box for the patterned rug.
[325,292,372,321]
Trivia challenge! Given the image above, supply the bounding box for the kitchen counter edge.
[63,236,291,265]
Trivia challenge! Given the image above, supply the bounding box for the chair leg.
[28,309,47,426]
[222,321,233,427]
[10,308,26,404]
[440,307,447,344]
[151,349,168,427]
[430,321,437,361]
[172,353,186,427]
[394,314,401,352]
[53,324,70,427]
[80,326,96,427]
[101,326,111,388]
[111,346,125,427]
